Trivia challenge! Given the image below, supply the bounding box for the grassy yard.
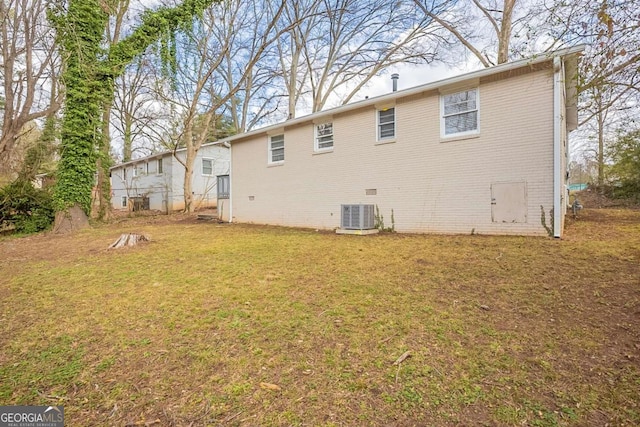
[1,208,639,426]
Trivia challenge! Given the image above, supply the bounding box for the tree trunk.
[93,98,115,221]
[287,38,300,119]
[123,128,132,162]
[597,107,605,188]
[94,158,114,220]
[53,204,90,234]
[109,233,149,248]
[182,126,195,212]
[497,0,516,64]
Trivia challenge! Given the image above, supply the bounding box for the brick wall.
[231,67,556,235]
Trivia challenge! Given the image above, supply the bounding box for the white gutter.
[553,56,563,238]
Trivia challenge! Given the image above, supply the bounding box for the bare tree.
[413,0,523,67]
[277,0,447,117]
[216,1,290,131]
[274,0,315,119]
[112,56,170,161]
[0,0,60,168]
[153,0,285,212]
[412,0,639,189]
[544,0,640,186]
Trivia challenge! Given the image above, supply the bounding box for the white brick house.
[110,142,230,212]
[221,47,583,237]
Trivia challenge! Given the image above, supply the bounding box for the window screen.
[270,134,285,162]
[202,159,213,175]
[378,108,395,140]
[443,89,478,136]
[316,123,334,150]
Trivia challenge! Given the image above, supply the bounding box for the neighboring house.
[222,46,583,238]
[110,142,230,212]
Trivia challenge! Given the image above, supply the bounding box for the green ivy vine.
[50,0,218,215]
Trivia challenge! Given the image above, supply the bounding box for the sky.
[358,61,478,100]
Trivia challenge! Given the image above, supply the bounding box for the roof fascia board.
[110,140,229,170]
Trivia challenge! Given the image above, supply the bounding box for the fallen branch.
[259,382,281,391]
[379,335,396,345]
[36,391,69,401]
[393,350,412,384]
[125,419,161,427]
[223,411,243,423]
[392,351,411,366]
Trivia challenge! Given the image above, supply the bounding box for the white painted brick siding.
[110,144,229,212]
[231,67,559,235]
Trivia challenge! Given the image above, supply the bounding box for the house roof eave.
[227,45,586,145]
[109,140,229,170]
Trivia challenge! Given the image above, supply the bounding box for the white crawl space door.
[491,181,527,223]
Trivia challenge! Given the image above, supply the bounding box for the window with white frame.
[269,134,285,163]
[315,123,334,151]
[133,165,138,177]
[202,158,213,175]
[121,196,127,208]
[378,107,395,140]
[144,162,149,175]
[441,88,479,137]
[123,168,127,180]
[157,158,163,174]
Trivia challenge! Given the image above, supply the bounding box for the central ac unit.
[341,204,375,230]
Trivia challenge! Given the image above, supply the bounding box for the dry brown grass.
[1,208,639,426]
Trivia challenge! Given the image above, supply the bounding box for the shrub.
[606,129,640,201]
[0,180,55,234]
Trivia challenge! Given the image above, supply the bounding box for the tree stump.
[109,233,150,249]
[53,204,90,234]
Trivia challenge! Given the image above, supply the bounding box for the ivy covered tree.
[49,0,218,219]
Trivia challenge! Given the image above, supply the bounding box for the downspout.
[553,56,563,238]
[228,143,233,223]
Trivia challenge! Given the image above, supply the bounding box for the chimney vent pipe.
[391,73,399,92]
